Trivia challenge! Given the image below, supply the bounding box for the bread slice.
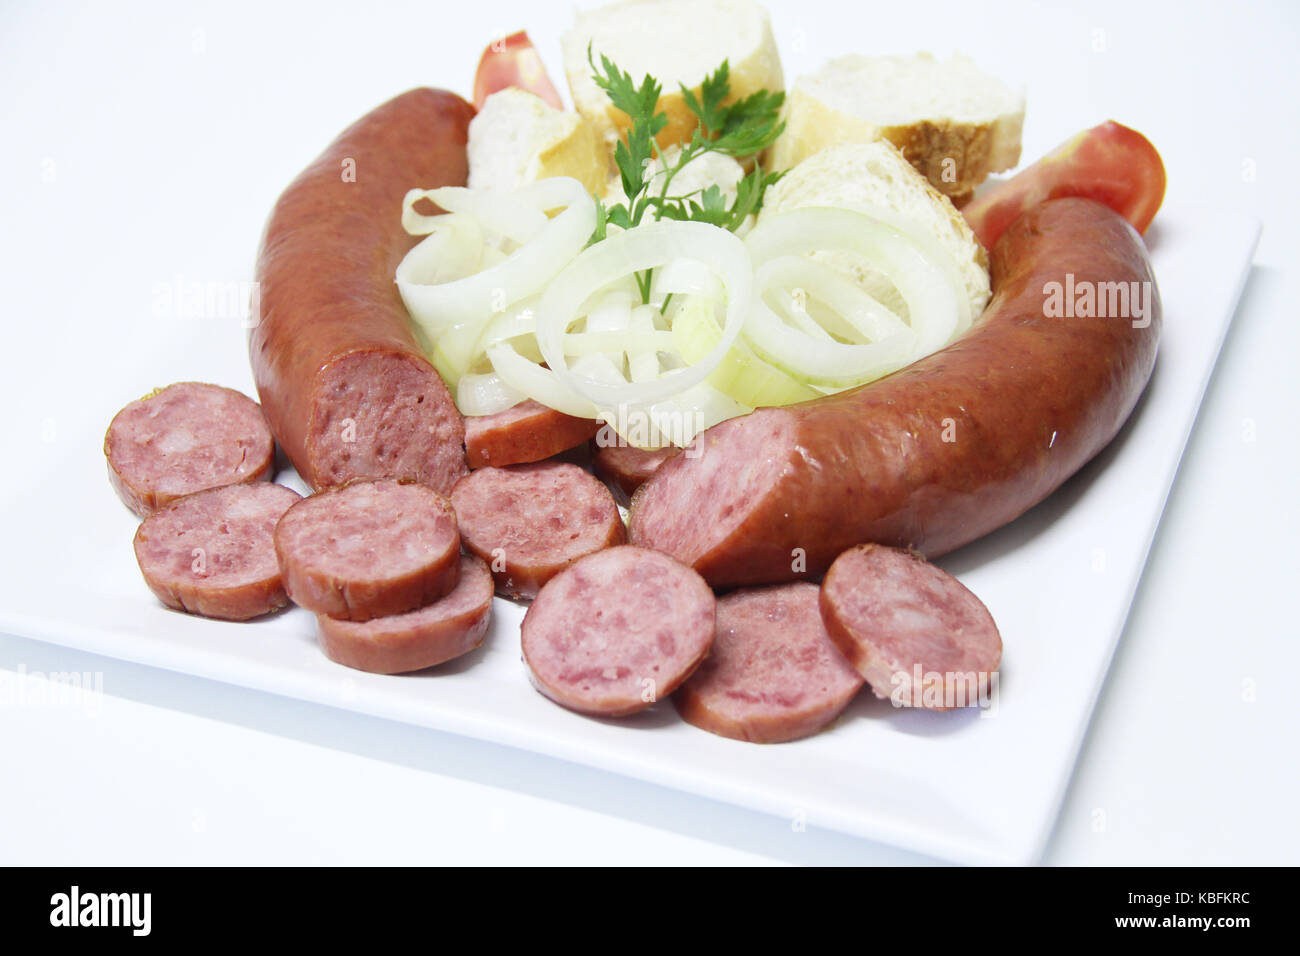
[758,140,990,321]
[561,0,784,152]
[467,88,609,195]
[768,53,1024,203]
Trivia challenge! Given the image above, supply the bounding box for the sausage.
[273,478,460,620]
[465,400,600,468]
[316,554,494,674]
[450,461,625,600]
[251,88,474,494]
[521,545,715,717]
[590,438,681,498]
[629,199,1162,586]
[674,583,864,743]
[820,544,1001,709]
[133,482,301,620]
[105,382,274,517]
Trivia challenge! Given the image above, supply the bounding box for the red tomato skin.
[964,121,1167,250]
[473,30,564,111]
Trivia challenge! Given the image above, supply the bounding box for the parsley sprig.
[587,46,787,302]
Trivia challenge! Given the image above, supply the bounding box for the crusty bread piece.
[768,53,1024,203]
[467,88,609,195]
[561,0,784,152]
[759,140,990,320]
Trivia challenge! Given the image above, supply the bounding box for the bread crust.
[767,69,1024,198]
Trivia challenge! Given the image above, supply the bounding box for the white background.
[1,0,1296,864]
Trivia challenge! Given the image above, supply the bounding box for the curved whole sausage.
[251,88,474,494]
[629,198,1162,587]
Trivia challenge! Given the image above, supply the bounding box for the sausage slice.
[316,554,494,674]
[591,439,681,498]
[451,462,625,600]
[274,479,460,620]
[521,546,715,717]
[820,544,1002,709]
[465,400,599,469]
[133,482,301,620]
[674,583,864,743]
[106,382,274,517]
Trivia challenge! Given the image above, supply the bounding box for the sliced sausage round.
[274,479,460,621]
[521,546,715,717]
[674,583,864,743]
[451,462,625,600]
[465,400,599,469]
[591,438,680,498]
[820,544,1002,709]
[105,382,275,517]
[316,554,494,674]
[133,482,301,620]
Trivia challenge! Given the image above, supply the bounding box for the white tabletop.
[1,0,1296,865]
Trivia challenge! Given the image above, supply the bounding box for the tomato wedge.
[963,121,1167,251]
[472,30,564,111]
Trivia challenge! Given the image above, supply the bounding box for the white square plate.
[0,200,1258,865]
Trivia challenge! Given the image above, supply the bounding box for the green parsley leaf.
[589,44,667,212]
[587,50,789,303]
[726,165,785,231]
[680,60,732,135]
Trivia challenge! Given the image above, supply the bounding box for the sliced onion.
[650,257,724,301]
[659,382,749,441]
[758,255,911,343]
[475,296,539,351]
[535,220,752,407]
[397,177,596,377]
[671,295,819,407]
[456,372,524,417]
[412,184,548,245]
[835,202,977,333]
[627,305,663,383]
[745,289,913,386]
[599,382,750,450]
[487,343,596,419]
[402,191,460,237]
[584,291,635,333]
[743,207,959,383]
[562,330,675,357]
[395,214,485,300]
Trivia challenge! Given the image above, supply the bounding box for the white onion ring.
[743,207,959,381]
[456,372,524,417]
[535,220,752,408]
[396,177,596,354]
